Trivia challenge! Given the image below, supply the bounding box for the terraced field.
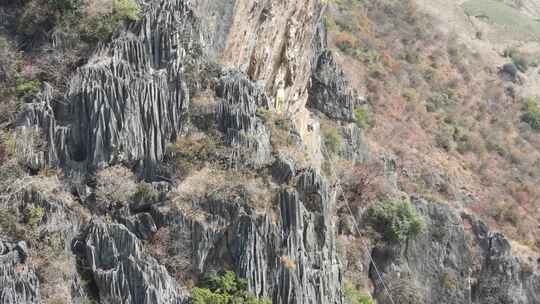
[462,0,540,40]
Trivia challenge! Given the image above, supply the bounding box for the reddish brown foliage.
[335,31,357,53]
[342,161,385,211]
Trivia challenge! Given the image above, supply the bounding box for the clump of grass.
[521,96,540,131]
[257,109,295,150]
[167,134,218,177]
[323,126,342,155]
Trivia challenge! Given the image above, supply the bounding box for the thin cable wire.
[329,165,397,304]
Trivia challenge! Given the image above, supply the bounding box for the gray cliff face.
[467,216,540,304]
[65,0,200,177]
[4,0,540,303]
[307,50,360,122]
[83,222,181,304]
[151,168,343,304]
[21,0,201,177]
[216,71,273,168]
[368,198,540,304]
[0,241,40,304]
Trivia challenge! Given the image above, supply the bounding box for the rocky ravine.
[1,0,539,303]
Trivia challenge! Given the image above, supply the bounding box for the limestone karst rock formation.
[2,0,540,303]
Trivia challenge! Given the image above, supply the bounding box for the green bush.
[521,97,540,130]
[113,0,142,21]
[354,106,374,129]
[191,271,271,304]
[79,0,142,41]
[26,204,44,228]
[132,183,159,204]
[16,79,41,97]
[366,199,425,243]
[323,127,342,155]
[344,283,374,304]
[169,135,216,162]
[166,134,218,177]
[18,0,143,43]
[504,48,532,73]
[426,89,457,112]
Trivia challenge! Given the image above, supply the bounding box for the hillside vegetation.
[325,0,540,250]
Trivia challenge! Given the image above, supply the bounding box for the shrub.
[354,106,374,129]
[78,0,141,41]
[166,134,218,177]
[257,110,294,149]
[335,31,357,54]
[440,270,458,290]
[504,48,530,73]
[342,161,385,208]
[191,271,271,304]
[170,135,217,162]
[48,0,81,12]
[0,208,19,238]
[16,79,41,97]
[344,283,374,304]
[132,183,159,204]
[366,199,425,243]
[26,204,44,228]
[521,97,540,130]
[492,201,519,226]
[323,127,342,155]
[426,89,457,112]
[434,124,454,152]
[0,131,16,160]
[113,0,142,21]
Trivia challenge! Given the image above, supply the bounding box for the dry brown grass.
[95,165,137,205]
[171,166,275,215]
[325,0,540,249]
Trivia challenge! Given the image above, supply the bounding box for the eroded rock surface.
[369,198,540,304]
[4,0,540,303]
[0,240,40,304]
[151,168,343,304]
[84,221,182,304]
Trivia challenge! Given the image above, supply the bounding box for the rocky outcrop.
[339,124,370,163]
[18,83,71,170]
[467,215,540,304]
[7,0,540,303]
[65,0,202,177]
[216,71,273,168]
[0,240,40,304]
[83,221,182,304]
[369,198,540,304]
[307,50,361,121]
[152,168,343,304]
[19,0,206,177]
[220,0,324,109]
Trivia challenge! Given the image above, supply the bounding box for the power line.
[329,165,397,304]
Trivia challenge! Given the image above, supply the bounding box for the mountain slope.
[0,0,539,303]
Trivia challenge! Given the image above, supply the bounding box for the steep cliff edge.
[1,0,540,303]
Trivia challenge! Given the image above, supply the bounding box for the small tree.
[366,199,425,243]
[191,271,271,304]
[521,96,540,130]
